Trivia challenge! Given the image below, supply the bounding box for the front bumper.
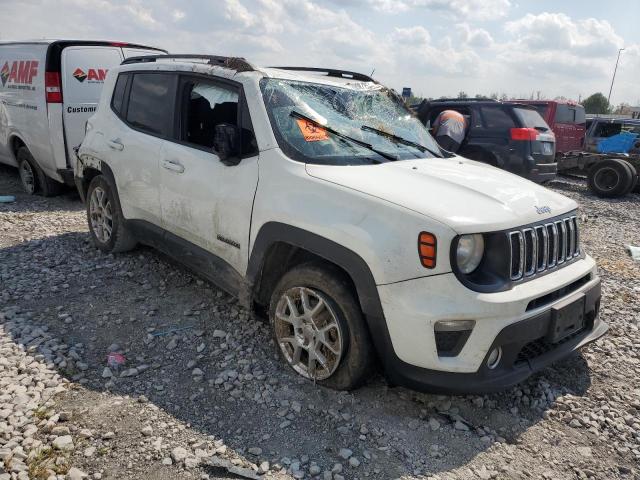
[374,257,606,393]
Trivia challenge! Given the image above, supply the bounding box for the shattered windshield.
[260,78,442,165]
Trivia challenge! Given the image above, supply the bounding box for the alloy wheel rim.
[19,161,35,194]
[594,167,620,191]
[89,187,113,243]
[274,286,344,381]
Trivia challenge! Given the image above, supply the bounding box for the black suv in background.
[416,99,557,183]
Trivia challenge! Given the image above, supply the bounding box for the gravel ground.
[1,164,639,480]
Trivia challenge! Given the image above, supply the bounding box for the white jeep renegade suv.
[76,55,607,393]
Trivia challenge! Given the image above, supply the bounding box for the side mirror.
[213,123,240,165]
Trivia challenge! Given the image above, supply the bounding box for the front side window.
[181,79,258,157]
[260,78,442,165]
[183,81,239,149]
[126,73,176,137]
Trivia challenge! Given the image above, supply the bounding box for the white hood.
[306,157,577,233]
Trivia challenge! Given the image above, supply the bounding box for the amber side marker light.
[418,232,437,268]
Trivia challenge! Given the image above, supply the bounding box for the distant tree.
[582,93,610,114]
[457,91,468,99]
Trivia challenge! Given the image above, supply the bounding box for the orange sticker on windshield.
[296,118,329,142]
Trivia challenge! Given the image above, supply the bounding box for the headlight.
[456,234,484,274]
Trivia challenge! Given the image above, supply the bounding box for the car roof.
[118,56,382,91]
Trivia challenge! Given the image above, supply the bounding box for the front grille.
[509,215,580,281]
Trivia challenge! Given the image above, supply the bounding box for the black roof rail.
[121,54,254,72]
[431,97,498,103]
[269,66,376,83]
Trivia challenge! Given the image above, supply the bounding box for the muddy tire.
[269,261,374,391]
[86,175,137,253]
[16,146,63,196]
[587,159,634,197]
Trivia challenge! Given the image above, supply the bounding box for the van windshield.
[260,78,442,165]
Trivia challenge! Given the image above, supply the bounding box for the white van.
[0,40,165,195]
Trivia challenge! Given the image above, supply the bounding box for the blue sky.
[2,0,639,105]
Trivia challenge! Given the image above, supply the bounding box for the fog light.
[486,347,502,369]
[434,319,476,331]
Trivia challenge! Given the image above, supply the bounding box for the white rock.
[67,467,88,480]
[171,446,188,463]
[338,448,353,459]
[52,435,74,451]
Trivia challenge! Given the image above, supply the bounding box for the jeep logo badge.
[535,205,551,215]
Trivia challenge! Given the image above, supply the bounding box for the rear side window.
[111,73,129,116]
[513,108,550,131]
[126,73,176,137]
[480,107,514,129]
[554,104,581,124]
[593,122,622,138]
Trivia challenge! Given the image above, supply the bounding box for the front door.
[159,75,259,274]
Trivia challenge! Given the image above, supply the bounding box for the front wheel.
[86,175,137,253]
[269,262,374,390]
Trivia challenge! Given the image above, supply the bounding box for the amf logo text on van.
[0,60,39,89]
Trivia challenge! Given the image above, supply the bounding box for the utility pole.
[607,47,624,106]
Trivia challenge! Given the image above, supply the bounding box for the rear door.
[61,46,124,162]
[553,104,585,153]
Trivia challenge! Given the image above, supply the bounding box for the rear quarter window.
[111,73,129,117]
[126,73,177,137]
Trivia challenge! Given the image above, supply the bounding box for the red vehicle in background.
[509,100,586,155]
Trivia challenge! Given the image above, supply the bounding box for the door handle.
[162,159,185,174]
[107,139,124,151]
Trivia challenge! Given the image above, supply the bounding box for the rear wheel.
[269,262,374,391]
[587,159,634,197]
[16,146,63,197]
[622,161,638,194]
[86,175,137,253]
[18,154,37,195]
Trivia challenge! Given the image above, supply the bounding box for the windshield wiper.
[290,111,398,162]
[360,125,446,158]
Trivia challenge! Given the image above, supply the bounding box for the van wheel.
[587,159,634,197]
[269,262,374,391]
[16,147,63,197]
[17,152,37,195]
[86,175,137,253]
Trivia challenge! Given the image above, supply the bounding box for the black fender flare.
[247,222,396,363]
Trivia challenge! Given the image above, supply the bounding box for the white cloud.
[505,13,623,57]
[0,1,637,105]
[456,23,493,48]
